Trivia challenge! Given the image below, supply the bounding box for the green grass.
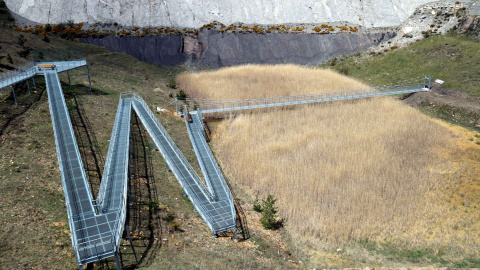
[328,34,480,96]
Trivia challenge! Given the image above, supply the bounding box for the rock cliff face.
[83,35,186,66]
[197,30,395,67]
[6,0,431,28]
[82,30,395,67]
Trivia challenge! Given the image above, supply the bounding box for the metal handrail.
[126,93,229,232]
[182,82,425,113]
[97,97,127,210]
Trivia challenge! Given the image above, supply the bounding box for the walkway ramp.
[129,93,236,234]
[45,70,126,265]
[185,110,236,232]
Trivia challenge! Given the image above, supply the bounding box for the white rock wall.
[6,0,433,28]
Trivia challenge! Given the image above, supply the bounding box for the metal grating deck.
[186,111,236,232]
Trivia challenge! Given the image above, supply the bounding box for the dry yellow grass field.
[177,64,480,265]
[176,64,369,99]
[213,99,454,245]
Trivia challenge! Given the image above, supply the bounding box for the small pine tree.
[253,199,262,212]
[260,195,279,230]
[176,89,187,100]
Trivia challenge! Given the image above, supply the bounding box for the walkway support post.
[114,252,121,270]
[175,97,178,116]
[11,85,17,105]
[86,65,92,94]
[67,70,71,88]
[26,80,31,94]
[32,77,36,89]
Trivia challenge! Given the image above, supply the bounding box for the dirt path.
[403,83,480,131]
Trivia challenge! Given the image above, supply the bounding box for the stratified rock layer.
[82,31,395,67]
[197,30,395,67]
[83,35,186,66]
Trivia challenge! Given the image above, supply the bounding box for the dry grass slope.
[213,98,454,247]
[177,64,480,266]
[177,64,369,100]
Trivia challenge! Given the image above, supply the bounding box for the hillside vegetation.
[329,34,480,96]
[179,64,480,267]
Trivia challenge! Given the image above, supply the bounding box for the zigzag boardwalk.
[0,60,430,269]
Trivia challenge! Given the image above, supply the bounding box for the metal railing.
[0,58,88,89]
[182,82,427,114]
[96,97,129,211]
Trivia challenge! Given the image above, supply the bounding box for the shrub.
[17,48,31,58]
[17,34,26,48]
[167,78,176,89]
[259,195,280,230]
[253,199,262,212]
[176,89,187,100]
[7,53,12,64]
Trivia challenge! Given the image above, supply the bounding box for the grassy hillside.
[328,34,480,96]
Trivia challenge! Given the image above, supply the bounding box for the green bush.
[167,78,176,89]
[259,195,280,230]
[253,199,262,212]
[176,89,187,100]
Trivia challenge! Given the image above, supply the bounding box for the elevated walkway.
[1,60,431,269]
[179,81,430,114]
[45,70,122,265]
[129,93,236,234]
[0,59,87,90]
[185,109,236,233]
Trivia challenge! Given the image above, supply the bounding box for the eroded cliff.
[6,0,432,28]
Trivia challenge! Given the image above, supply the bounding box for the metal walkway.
[2,60,431,268]
[129,93,236,234]
[178,80,431,114]
[185,109,236,233]
[0,59,87,90]
[1,61,237,268]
